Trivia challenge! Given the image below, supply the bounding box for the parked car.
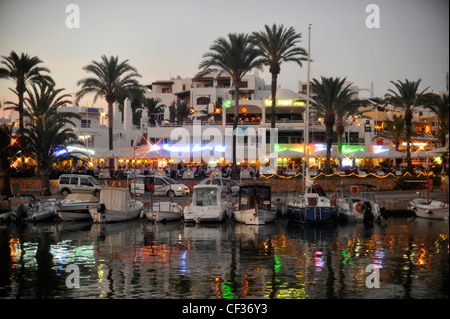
[198,178,244,197]
[130,175,189,197]
[59,174,104,197]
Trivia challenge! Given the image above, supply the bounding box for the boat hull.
[145,202,183,222]
[233,208,277,225]
[409,199,449,220]
[90,202,144,223]
[287,205,337,225]
[184,206,229,223]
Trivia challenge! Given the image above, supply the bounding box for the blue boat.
[286,191,338,225]
[287,204,337,225]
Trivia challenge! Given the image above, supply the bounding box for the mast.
[303,24,312,191]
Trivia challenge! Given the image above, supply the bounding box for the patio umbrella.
[348,150,373,158]
[277,149,305,158]
[311,149,346,158]
[373,149,406,158]
[430,146,449,153]
[410,150,439,158]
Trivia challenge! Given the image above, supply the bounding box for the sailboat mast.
[303,24,311,191]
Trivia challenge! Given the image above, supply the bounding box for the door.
[70,177,80,192]
[79,177,94,192]
[154,177,167,196]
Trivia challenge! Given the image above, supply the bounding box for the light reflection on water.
[0,217,448,299]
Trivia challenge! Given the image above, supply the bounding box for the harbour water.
[0,217,448,299]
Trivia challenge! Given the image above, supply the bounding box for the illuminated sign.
[264,99,305,107]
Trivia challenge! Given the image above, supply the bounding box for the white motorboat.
[145,201,183,222]
[233,183,277,225]
[57,193,99,221]
[408,198,449,220]
[334,183,386,223]
[89,188,144,223]
[184,185,232,223]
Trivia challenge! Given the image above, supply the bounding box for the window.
[197,97,210,105]
[70,177,78,185]
[155,178,165,185]
[80,178,92,186]
[81,119,91,128]
[60,176,70,185]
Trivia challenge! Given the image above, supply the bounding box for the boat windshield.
[195,188,218,206]
[362,192,376,202]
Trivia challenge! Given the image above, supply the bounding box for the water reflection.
[0,217,448,299]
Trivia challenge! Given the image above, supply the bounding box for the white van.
[130,175,189,197]
[59,174,104,197]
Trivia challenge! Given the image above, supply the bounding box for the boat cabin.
[193,185,225,207]
[237,183,272,211]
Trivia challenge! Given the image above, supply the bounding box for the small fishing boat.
[56,193,99,221]
[408,198,449,220]
[89,188,144,223]
[145,201,183,222]
[233,183,277,225]
[184,185,232,223]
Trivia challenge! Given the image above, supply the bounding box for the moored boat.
[335,183,386,223]
[145,202,183,222]
[56,193,99,221]
[184,185,232,223]
[233,183,277,225]
[408,198,449,220]
[89,188,144,223]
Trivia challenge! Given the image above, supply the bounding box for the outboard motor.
[362,201,374,224]
[12,204,28,223]
[98,203,106,215]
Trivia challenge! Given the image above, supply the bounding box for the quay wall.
[5,176,399,195]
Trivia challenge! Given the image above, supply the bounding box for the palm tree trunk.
[39,166,51,196]
[405,108,413,172]
[325,124,334,174]
[270,72,277,129]
[107,101,114,151]
[0,165,12,196]
[17,88,25,131]
[232,80,241,177]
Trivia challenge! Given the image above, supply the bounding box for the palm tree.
[310,76,355,173]
[252,24,308,129]
[0,51,53,130]
[0,123,19,196]
[198,33,263,175]
[174,99,193,124]
[385,79,432,171]
[22,82,81,195]
[76,55,142,150]
[335,97,361,152]
[375,114,406,151]
[142,97,166,125]
[425,94,449,147]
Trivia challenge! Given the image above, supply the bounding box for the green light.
[342,145,365,154]
[223,100,232,108]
